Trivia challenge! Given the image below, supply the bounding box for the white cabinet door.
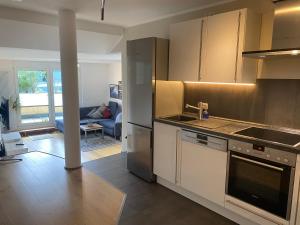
[180,140,227,206]
[200,11,241,83]
[169,19,203,81]
[153,122,180,184]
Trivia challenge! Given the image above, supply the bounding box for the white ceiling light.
[11,0,23,2]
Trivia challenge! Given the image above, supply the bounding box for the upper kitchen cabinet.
[201,9,261,83]
[200,10,240,83]
[168,18,204,81]
[169,9,261,83]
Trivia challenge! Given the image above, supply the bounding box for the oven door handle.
[225,199,285,225]
[231,154,284,172]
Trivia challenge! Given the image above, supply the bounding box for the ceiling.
[0,0,231,27]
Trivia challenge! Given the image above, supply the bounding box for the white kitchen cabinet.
[169,9,261,83]
[179,131,228,206]
[200,11,240,83]
[168,18,204,81]
[153,122,180,184]
[201,9,261,83]
[236,9,262,83]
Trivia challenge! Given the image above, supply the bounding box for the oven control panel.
[228,139,297,167]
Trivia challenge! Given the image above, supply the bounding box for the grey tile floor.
[84,153,237,225]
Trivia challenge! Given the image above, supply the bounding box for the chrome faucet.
[185,102,208,120]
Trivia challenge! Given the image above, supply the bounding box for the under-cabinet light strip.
[183,81,256,86]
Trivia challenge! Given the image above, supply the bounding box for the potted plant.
[9,96,20,112]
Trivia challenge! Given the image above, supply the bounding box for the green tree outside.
[18,71,48,93]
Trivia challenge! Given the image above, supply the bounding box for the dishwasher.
[179,129,228,206]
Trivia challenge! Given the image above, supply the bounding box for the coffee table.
[80,124,104,143]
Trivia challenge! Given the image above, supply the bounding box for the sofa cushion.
[80,118,104,125]
[98,119,115,129]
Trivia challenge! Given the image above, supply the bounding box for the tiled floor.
[23,132,121,163]
[84,153,237,225]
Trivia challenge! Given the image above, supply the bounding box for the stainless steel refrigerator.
[127,37,169,182]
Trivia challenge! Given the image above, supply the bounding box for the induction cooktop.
[234,127,300,147]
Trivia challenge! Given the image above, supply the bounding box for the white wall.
[79,63,110,107]
[108,62,122,84]
[0,60,122,130]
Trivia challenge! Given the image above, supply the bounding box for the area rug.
[81,135,120,152]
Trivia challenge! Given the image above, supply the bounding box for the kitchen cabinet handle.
[198,19,204,81]
[226,199,284,225]
[234,11,241,83]
[175,129,181,184]
[231,154,284,172]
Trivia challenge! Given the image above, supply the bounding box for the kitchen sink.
[164,115,197,122]
[186,118,231,129]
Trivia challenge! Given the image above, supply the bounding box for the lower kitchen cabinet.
[180,133,228,206]
[153,122,180,184]
[154,122,300,225]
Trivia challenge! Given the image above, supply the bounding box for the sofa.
[55,101,122,139]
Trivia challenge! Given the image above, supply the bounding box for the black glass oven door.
[227,152,294,219]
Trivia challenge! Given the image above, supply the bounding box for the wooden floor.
[23,132,122,163]
[0,152,126,225]
[85,154,237,225]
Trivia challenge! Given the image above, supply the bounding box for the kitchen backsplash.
[184,80,300,130]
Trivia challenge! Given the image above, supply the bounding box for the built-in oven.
[226,139,297,220]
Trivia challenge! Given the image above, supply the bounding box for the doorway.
[17,68,62,129]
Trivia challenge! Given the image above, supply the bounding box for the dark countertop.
[155,114,300,154]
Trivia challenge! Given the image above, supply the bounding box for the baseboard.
[20,127,57,137]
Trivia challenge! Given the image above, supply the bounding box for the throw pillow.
[89,107,102,119]
[102,107,112,119]
[87,108,97,118]
[99,104,106,114]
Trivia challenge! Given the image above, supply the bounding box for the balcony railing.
[20,105,63,124]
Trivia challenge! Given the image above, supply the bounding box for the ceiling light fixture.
[100,0,106,21]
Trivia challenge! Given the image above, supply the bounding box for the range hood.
[243,0,300,58]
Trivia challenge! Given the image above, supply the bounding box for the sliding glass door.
[17,68,63,128]
[18,70,50,125]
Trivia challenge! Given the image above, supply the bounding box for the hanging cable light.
[100,0,106,20]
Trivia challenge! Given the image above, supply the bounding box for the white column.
[59,9,81,169]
